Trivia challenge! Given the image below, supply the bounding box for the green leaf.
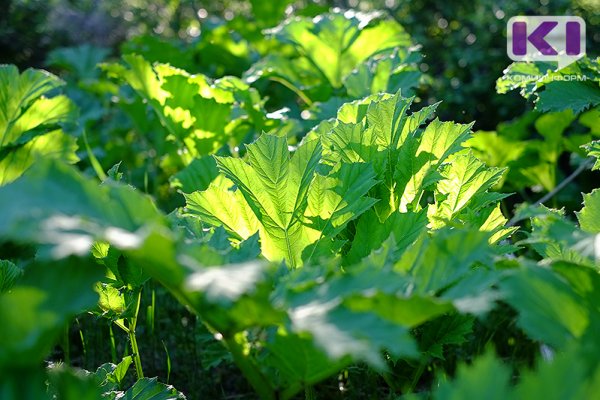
[263,331,348,390]
[275,13,410,88]
[96,356,133,389]
[428,151,506,228]
[499,264,592,348]
[0,258,104,368]
[317,92,446,217]
[104,55,266,161]
[578,189,600,234]
[0,129,79,185]
[0,65,78,184]
[182,260,284,334]
[277,265,455,370]
[419,314,474,360]
[524,206,597,266]
[396,227,493,295]
[0,368,49,399]
[47,44,110,79]
[215,135,322,267]
[304,162,378,255]
[343,292,453,327]
[536,81,600,114]
[289,304,416,370]
[169,156,219,193]
[441,268,502,315]
[396,119,472,212]
[96,283,127,316]
[433,352,512,400]
[113,357,133,385]
[462,204,516,245]
[345,209,428,265]
[0,160,166,256]
[184,176,260,241]
[432,340,600,400]
[343,49,421,99]
[108,377,186,400]
[249,0,293,27]
[0,260,22,294]
[496,59,600,115]
[583,140,600,170]
[467,130,528,169]
[320,118,385,171]
[0,65,74,147]
[250,11,412,100]
[47,365,104,400]
[495,61,549,97]
[515,343,599,400]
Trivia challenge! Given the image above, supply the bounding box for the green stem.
[270,77,314,106]
[280,383,303,400]
[507,158,594,227]
[82,129,107,181]
[305,386,317,400]
[129,330,144,379]
[382,372,400,392]
[128,289,144,379]
[109,324,117,364]
[407,360,427,393]
[76,319,87,362]
[63,325,70,365]
[223,334,276,400]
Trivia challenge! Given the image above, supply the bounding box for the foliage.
[0,65,78,185]
[0,4,599,400]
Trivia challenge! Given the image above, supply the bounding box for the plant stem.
[129,289,144,379]
[507,158,594,226]
[63,325,70,365]
[382,372,400,392]
[407,361,427,393]
[223,333,276,400]
[82,129,107,181]
[305,386,317,400]
[129,329,144,379]
[109,324,117,364]
[533,159,592,206]
[76,318,87,361]
[270,77,314,106]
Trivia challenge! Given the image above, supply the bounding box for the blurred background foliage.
[2,0,598,218]
[1,1,599,398]
[2,0,598,129]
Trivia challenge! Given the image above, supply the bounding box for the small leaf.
[0,260,22,293]
[577,189,600,234]
[583,140,600,171]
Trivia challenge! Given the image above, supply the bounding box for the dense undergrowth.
[0,4,599,400]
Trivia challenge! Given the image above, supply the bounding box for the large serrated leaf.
[396,119,473,212]
[429,151,506,228]
[304,162,378,256]
[214,135,322,267]
[184,176,260,241]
